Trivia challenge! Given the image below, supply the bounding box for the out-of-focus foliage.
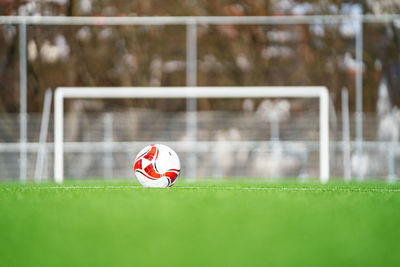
[0,0,399,113]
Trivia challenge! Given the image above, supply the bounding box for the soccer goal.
[54,86,329,184]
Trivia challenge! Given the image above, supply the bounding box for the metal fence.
[1,15,400,181]
[0,110,398,181]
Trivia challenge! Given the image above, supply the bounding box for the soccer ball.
[134,144,181,188]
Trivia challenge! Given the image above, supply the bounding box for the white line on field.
[176,186,400,192]
[37,186,142,189]
[34,185,400,192]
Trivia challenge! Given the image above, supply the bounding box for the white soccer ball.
[134,144,181,188]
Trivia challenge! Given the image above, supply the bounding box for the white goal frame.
[54,86,330,183]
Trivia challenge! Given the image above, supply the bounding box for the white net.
[51,86,329,181]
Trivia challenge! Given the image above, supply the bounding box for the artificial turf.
[1,180,400,267]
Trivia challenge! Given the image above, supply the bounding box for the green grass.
[1,180,400,267]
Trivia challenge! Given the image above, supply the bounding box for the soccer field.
[1,180,400,267]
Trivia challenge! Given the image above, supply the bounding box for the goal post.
[54,86,330,183]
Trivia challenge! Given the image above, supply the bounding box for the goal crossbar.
[54,86,329,183]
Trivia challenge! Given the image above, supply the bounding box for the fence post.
[341,88,351,181]
[19,22,27,182]
[355,14,364,180]
[186,20,197,179]
[388,142,396,183]
[103,113,113,178]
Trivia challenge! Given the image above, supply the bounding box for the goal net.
[54,86,329,183]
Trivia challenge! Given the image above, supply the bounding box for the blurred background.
[0,0,400,181]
